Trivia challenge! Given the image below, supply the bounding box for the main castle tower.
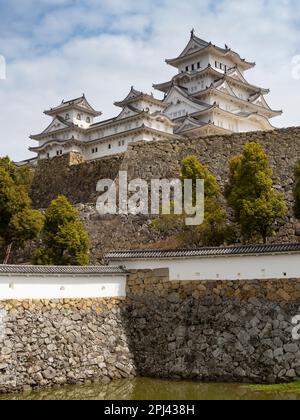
[154,30,282,137]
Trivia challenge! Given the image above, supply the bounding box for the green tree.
[294,160,300,219]
[225,143,286,244]
[180,156,234,247]
[152,156,235,247]
[0,157,44,264]
[33,196,89,266]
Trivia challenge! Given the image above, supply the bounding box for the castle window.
[77,114,82,120]
[185,66,189,72]
[86,117,91,123]
[197,62,201,69]
[65,114,70,120]
[191,64,195,71]
[108,144,112,149]
[215,61,227,72]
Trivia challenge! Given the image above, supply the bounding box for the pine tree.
[180,156,234,247]
[226,143,286,244]
[33,196,89,266]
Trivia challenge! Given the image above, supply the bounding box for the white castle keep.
[29,31,282,163]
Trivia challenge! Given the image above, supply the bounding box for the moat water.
[0,378,299,400]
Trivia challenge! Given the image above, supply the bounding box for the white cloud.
[0,0,300,160]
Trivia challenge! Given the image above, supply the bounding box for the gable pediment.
[180,123,198,131]
[227,69,247,83]
[165,87,205,111]
[177,36,209,59]
[116,106,139,120]
[216,81,236,96]
[176,117,205,133]
[252,95,270,109]
[181,39,202,57]
[77,99,94,111]
[43,117,70,134]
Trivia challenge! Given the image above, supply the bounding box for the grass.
[246,381,300,394]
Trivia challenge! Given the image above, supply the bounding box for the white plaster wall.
[208,53,245,74]
[238,118,265,132]
[109,254,300,281]
[0,274,127,300]
[178,55,210,74]
[166,101,201,119]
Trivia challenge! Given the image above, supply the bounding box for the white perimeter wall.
[110,253,300,281]
[0,274,127,300]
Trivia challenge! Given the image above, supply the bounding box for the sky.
[0,0,300,161]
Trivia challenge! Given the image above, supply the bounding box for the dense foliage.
[152,156,234,247]
[180,156,234,247]
[0,157,44,264]
[33,196,89,266]
[225,143,286,243]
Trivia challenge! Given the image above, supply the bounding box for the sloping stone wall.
[125,270,300,384]
[1,271,300,393]
[30,152,124,208]
[120,127,300,243]
[0,298,135,393]
[28,128,300,256]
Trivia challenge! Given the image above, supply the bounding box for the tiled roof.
[0,265,127,275]
[106,244,300,260]
[44,95,102,117]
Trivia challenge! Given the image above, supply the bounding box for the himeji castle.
[29,31,282,163]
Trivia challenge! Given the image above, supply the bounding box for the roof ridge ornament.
[190,28,195,38]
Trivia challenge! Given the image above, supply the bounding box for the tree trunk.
[3,243,12,265]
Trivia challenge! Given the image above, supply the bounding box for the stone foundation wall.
[30,152,124,208]
[1,270,300,393]
[120,127,300,243]
[0,298,135,393]
[28,128,300,261]
[125,270,300,384]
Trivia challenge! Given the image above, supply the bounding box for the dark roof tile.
[106,244,300,260]
[0,265,127,275]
